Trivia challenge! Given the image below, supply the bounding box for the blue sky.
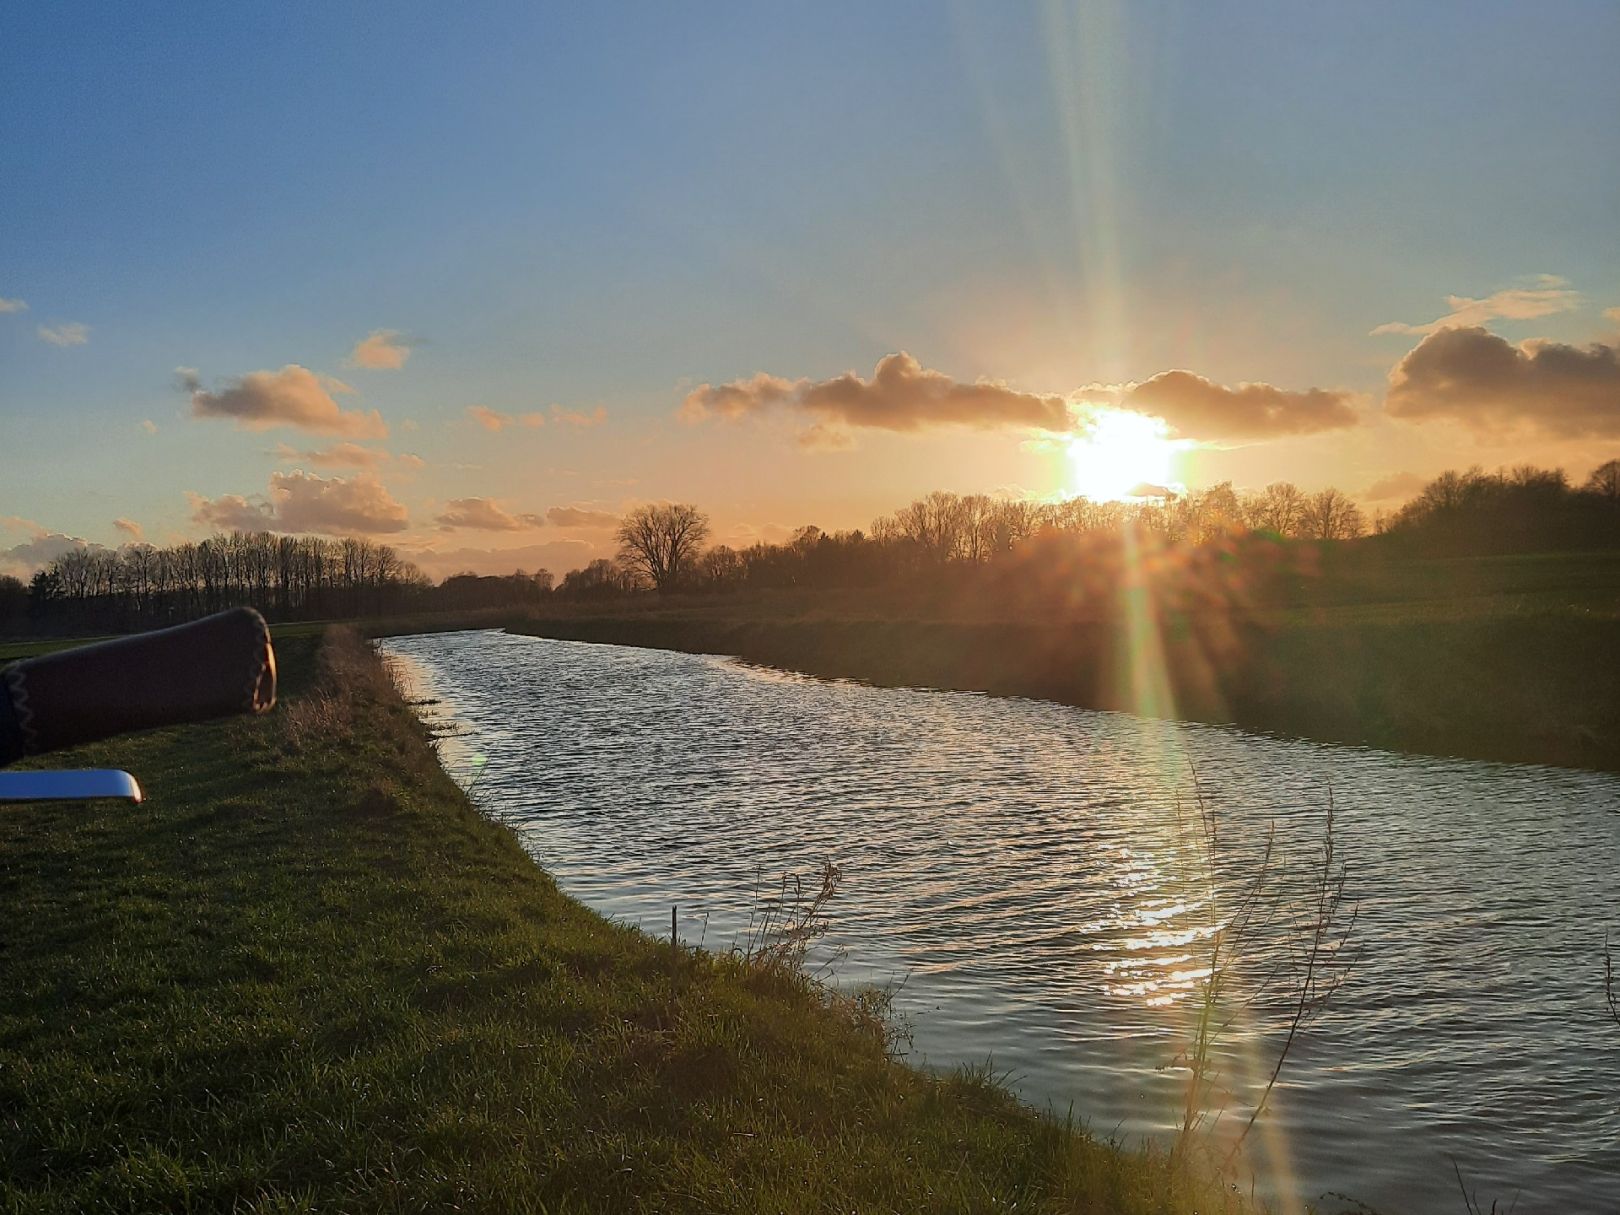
[3,2,1618,576]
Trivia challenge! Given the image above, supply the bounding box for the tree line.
[1,534,555,636]
[5,460,1617,633]
[604,461,1620,597]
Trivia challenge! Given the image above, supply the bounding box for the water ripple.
[381,629,1620,1214]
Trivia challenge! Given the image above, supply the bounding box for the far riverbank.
[511,608,1620,771]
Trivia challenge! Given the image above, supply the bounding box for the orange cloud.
[187,472,409,536]
[545,505,620,528]
[1115,371,1360,441]
[551,405,608,428]
[466,405,546,431]
[272,441,392,469]
[683,353,1354,446]
[682,354,1070,434]
[183,365,387,438]
[112,517,144,541]
[435,497,545,531]
[345,329,415,370]
[1386,327,1620,437]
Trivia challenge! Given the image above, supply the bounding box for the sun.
[1064,410,1178,501]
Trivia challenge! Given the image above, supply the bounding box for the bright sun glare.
[1065,410,1178,501]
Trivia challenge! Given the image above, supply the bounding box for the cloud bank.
[182,365,387,437]
[1,531,105,579]
[683,352,1359,446]
[682,354,1072,437]
[1386,327,1620,437]
[188,472,409,535]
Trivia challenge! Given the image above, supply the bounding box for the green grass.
[0,628,1265,1214]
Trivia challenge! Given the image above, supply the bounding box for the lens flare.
[1066,409,1177,501]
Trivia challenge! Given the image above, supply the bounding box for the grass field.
[0,627,1267,1214]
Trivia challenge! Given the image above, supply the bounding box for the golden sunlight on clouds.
[466,405,547,431]
[187,471,408,535]
[182,365,387,438]
[434,497,545,531]
[682,352,1358,452]
[345,329,414,370]
[1387,327,1620,437]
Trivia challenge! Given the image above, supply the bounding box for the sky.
[3,2,1618,579]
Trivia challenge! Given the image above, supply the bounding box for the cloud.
[187,472,409,536]
[1363,471,1428,501]
[1128,482,1175,499]
[681,354,1073,435]
[1,532,105,579]
[272,441,390,469]
[140,418,158,435]
[112,517,144,541]
[1606,307,1620,325]
[435,497,545,531]
[183,364,387,437]
[1372,276,1581,336]
[466,405,546,431]
[796,422,857,451]
[345,329,415,370]
[1113,371,1360,440]
[37,321,90,347]
[550,405,607,428]
[682,352,1356,446]
[1385,326,1620,437]
[187,492,274,532]
[545,505,620,529]
[403,538,602,581]
[396,453,426,471]
[0,296,26,313]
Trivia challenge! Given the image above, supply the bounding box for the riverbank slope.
[0,627,1257,1213]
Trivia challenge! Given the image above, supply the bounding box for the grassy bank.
[0,627,1262,1213]
[513,553,1620,771]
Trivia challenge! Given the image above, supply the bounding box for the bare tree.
[1302,487,1366,541]
[616,503,711,593]
[1586,458,1620,505]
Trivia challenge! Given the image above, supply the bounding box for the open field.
[0,628,1264,1214]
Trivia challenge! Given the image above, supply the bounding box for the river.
[379,628,1620,1214]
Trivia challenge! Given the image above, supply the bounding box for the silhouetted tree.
[616,503,711,592]
[1586,459,1620,504]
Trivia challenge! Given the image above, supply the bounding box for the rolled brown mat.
[0,607,277,766]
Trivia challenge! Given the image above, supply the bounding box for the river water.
[379,629,1620,1214]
